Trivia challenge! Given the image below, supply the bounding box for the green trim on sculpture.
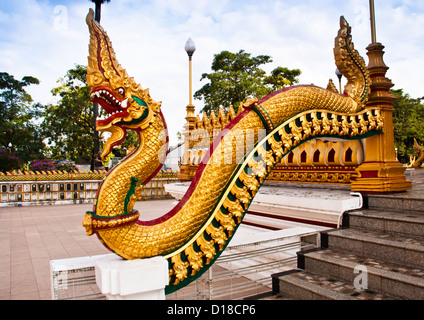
[165,108,383,294]
[116,97,149,126]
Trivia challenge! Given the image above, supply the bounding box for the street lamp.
[89,0,110,170]
[185,38,196,106]
[181,38,197,177]
[185,38,196,58]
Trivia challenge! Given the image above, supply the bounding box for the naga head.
[86,9,162,160]
[333,16,370,110]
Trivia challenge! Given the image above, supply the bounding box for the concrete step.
[298,248,424,299]
[272,269,396,300]
[343,209,424,237]
[244,291,289,300]
[364,193,424,214]
[242,211,333,232]
[321,228,424,270]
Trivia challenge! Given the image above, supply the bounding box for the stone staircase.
[267,192,424,300]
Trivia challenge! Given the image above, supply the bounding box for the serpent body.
[82,10,382,293]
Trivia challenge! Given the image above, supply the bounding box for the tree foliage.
[0,149,22,172]
[41,65,99,165]
[1,61,422,171]
[41,65,138,167]
[392,89,424,162]
[194,50,301,115]
[0,72,45,163]
[29,159,57,172]
[55,160,79,172]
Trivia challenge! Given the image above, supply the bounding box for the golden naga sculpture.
[406,138,424,168]
[82,10,383,293]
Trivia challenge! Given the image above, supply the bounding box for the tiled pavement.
[0,199,176,300]
[394,168,424,199]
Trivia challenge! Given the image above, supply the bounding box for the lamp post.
[184,38,196,130]
[351,0,411,192]
[89,0,110,170]
[185,38,196,106]
[179,38,197,181]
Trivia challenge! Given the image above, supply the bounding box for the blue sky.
[0,0,423,146]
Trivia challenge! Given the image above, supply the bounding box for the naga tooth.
[121,99,128,109]
[95,91,100,98]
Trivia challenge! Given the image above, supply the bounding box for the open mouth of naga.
[90,86,129,126]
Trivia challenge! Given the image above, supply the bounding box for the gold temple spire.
[350,0,412,193]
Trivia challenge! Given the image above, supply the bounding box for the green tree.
[392,89,424,162]
[264,66,302,91]
[0,72,45,163]
[0,149,23,172]
[41,65,138,169]
[41,65,100,167]
[194,50,301,115]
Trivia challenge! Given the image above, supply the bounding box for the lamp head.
[185,38,196,58]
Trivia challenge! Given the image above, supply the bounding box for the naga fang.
[83,8,383,294]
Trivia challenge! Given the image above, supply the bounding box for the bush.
[0,148,23,172]
[55,160,79,172]
[29,159,57,172]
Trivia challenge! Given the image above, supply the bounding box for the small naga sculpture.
[407,138,424,168]
[82,9,383,293]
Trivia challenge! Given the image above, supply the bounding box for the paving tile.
[0,273,10,291]
[10,276,38,298]
[11,289,40,300]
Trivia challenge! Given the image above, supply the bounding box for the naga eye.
[118,87,125,95]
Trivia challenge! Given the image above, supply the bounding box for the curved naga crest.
[86,9,162,160]
[334,16,371,107]
[83,10,382,294]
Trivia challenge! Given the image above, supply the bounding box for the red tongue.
[92,96,119,113]
[96,112,122,127]
[91,98,111,114]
